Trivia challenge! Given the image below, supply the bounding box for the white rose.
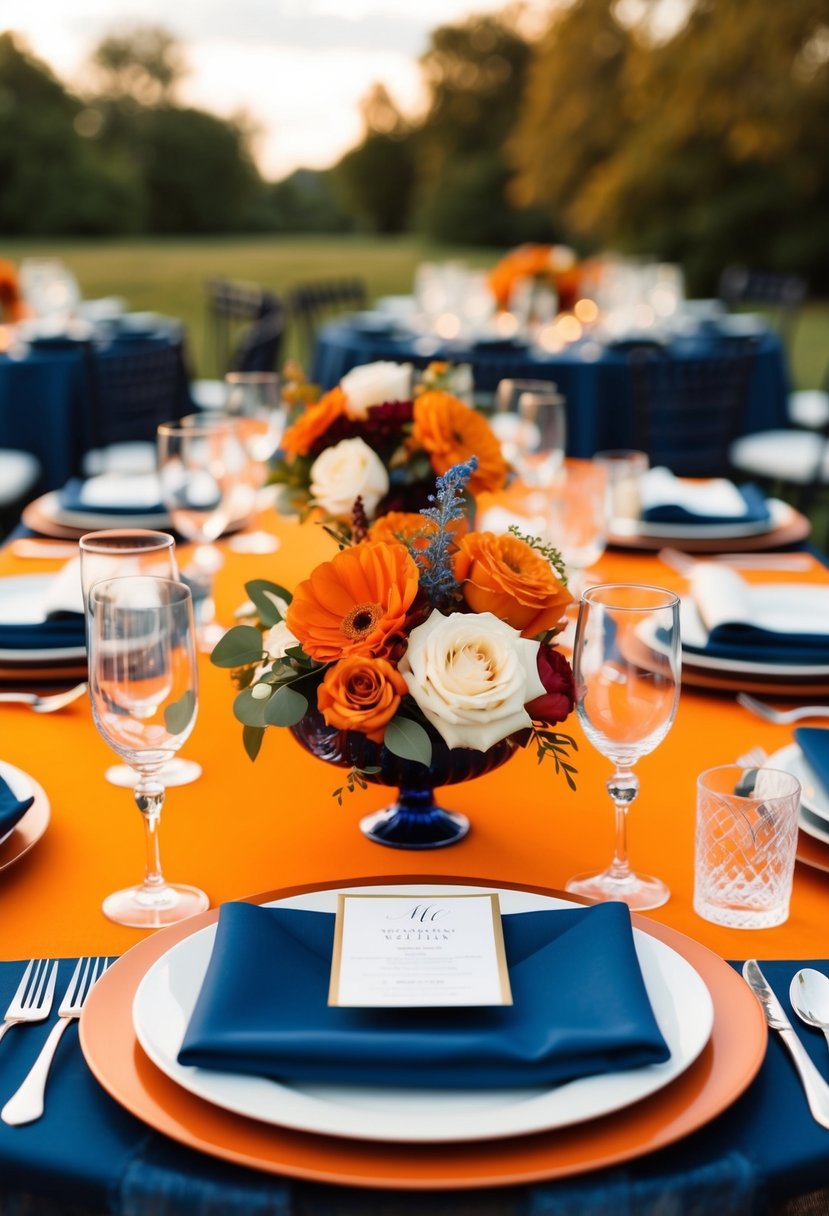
[309,436,389,519]
[399,610,545,752]
[340,361,412,420]
[262,620,298,660]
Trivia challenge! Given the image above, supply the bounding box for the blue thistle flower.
[415,457,478,609]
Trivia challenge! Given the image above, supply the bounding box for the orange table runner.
[1,510,828,964]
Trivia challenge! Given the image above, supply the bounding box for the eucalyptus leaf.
[233,687,271,727]
[243,725,265,762]
[245,580,292,627]
[383,716,433,767]
[163,690,196,736]
[263,684,308,727]
[211,625,264,669]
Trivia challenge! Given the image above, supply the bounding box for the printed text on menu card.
[328,893,513,1007]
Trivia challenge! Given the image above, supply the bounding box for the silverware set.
[0,957,109,1126]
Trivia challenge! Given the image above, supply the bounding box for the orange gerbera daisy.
[318,655,407,742]
[281,387,347,457]
[454,530,572,637]
[411,391,507,495]
[286,540,420,662]
[367,510,468,551]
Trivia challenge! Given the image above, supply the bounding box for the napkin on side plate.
[640,467,770,526]
[795,729,829,801]
[0,775,34,841]
[178,900,670,1089]
[60,474,165,516]
[681,565,829,664]
[0,559,85,651]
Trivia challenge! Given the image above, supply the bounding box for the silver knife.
[743,959,829,1129]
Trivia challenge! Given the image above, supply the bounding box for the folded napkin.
[0,774,34,840]
[681,565,829,664]
[640,467,770,526]
[60,474,165,516]
[178,901,669,1089]
[795,728,829,800]
[0,560,85,651]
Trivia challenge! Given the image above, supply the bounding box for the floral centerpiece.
[488,244,581,315]
[0,260,29,324]
[271,360,507,531]
[212,459,576,849]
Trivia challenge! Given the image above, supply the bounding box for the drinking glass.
[157,416,256,651]
[566,583,681,910]
[79,529,202,789]
[593,450,649,522]
[547,461,608,599]
[87,576,208,927]
[492,380,566,501]
[223,372,286,554]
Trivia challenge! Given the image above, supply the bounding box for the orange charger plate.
[80,875,767,1191]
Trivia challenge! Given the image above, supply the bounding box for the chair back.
[230,299,287,374]
[627,338,758,477]
[82,337,191,459]
[288,278,367,368]
[717,266,807,350]
[206,277,280,376]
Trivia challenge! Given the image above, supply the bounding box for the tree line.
[2,0,827,292]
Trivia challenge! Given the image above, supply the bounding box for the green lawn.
[5,235,827,385]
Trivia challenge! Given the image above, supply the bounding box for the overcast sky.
[2,0,553,179]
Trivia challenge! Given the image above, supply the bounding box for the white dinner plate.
[36,489,171,531]
[766,744,829,841]
[640,608,829,680]
[610,497,787,542]
[0,760,37,847]
[132,883,714,1145]
[0,574,86,662]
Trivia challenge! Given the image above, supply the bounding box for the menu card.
[328,893,513,1008]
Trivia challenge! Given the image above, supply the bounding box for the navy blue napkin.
[0,616,85,651]
[59,479,165,517]
[178,901,669,1089]
[643,482,770,526]
[0,775,34,839]
[683,619,829,665]
[795,728,829,798]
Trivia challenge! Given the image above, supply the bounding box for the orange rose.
[411,392,506,496]
[317,655,407,742]
[367,511,468,551]
[281,387,347,457]
[286,540,420,662]
[454,531,572,637]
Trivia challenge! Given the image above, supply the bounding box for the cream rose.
[309,436,389,519]
[262,620,298,660]
[340,361,412,420]
[399,610,545,751]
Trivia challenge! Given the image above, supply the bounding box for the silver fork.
[1,957,109,1126]
[0,960,58,1045]
[737,694,829,725]
[0,684,87,714]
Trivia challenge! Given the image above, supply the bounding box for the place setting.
[0,553,87,685]
[0,757,50,876]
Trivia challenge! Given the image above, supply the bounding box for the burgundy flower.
[525,644,575,725]
[307,399,415,458]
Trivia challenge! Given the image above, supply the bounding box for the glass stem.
[606,767,639,882]
[133,776,167,891]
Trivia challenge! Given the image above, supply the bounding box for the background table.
[311,320,790,458]
[1,512,829,1213]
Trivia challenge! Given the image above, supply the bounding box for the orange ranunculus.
[317,655,407,742]
[286,540,420,662]
[367,510,468,551]
[411,391,507,495]
[281,387,347,457]
[0,259,29,323]
[454,531,572,637]
[487,244,578,310]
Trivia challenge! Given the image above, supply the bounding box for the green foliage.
[244,580,291,628]
[528,727,578,791]
[210,625,264,669]
[507,524,568,586]
[163,689,196,736]
[332,765,382,805]
[382,717,433,767]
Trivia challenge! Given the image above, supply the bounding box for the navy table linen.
[178,902,669,1088]
[0,615,85,651]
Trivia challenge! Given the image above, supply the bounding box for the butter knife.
[743,959,829,1129]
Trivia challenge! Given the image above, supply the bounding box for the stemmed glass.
[492,380,566,507]
[566,583,681,911]
[157,416,256,651]
[223,371,286,554]
[87,575,208,927]
[79,529,202,789]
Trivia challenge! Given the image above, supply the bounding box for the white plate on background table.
[0,760,50,870]
[31,489,171,532]
[132,883,714,1145]
[610,497,788,542]
[0,574,86,663]
[766,744,829,840]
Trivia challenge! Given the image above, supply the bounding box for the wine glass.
[87,575,208,928]
[566,583,681,911]
[491,380,566,508]
[223,371,286,554]
[547,461,608,600]
[157,416,256,651]
[79,529,202,789]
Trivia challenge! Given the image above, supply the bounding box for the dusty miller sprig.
[415,456,477,609]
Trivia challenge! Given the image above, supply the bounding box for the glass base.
[360,800,470,850]
[566,868,670,911]
[102,882,209,928]
[106,759,202,789]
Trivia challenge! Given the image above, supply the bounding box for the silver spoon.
[790,969,829,1053]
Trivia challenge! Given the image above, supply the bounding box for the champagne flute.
[223,371,286,554]
[88,575,208,928]
[566,583,680,911]
[157,416,256,651]
[79,529,202,789]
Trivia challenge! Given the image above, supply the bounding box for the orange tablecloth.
[1,512,828,965]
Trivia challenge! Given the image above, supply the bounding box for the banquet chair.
[627,338,758,477]
[717,266,807,353]
[288,277,367,368]
[192,285,285,411]
[204,277,280,376]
